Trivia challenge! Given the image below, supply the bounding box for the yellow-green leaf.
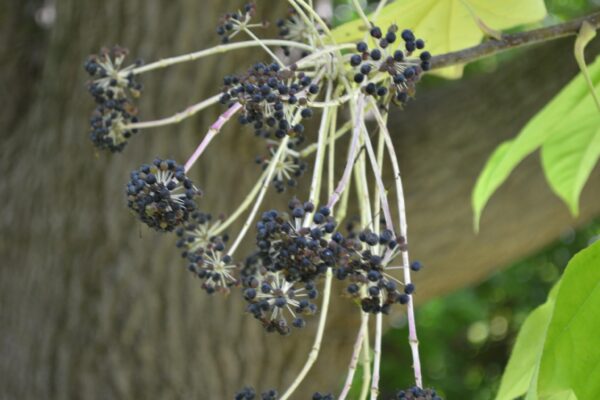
[495,282,561,400]
[542,391,578,400]
[331,0,547,79]
[472,56,600,230]
[540,22,600,216]
[537,240,600,399]
[540,111,600,216]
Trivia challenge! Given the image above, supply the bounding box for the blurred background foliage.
[330,0,600,398]
[380,219,600,399]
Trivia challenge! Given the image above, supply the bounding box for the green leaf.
[542,391,578,400]
[497,241,600,399]
[537,239,600,399]
[472,57,600,230]
[331,0,547,79]
[495,282,561,400]
[540,22,600,216]
[540,111,600,215]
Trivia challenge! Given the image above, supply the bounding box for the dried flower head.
[256,141,307,193]
[84,46,143,104]
[184,238,238,294]
[216,3,264,43]
[276,8,325,57]
[243,267,316,335]
[176,212,225,253]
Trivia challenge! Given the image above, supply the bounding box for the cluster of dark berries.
[332,225,412,314]
[126,158,201,232]
[256,140,307,193]
[255,199,337,283]
[89,99,139,152]
[349,25,431,106]
[84,46,143,152]
[241,199,339,334]
[216,3,259,43]
[392,387,442,400]
[220,63,318,139]
[235,387,278,400]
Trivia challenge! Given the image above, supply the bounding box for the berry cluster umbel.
[84,46,143,152]
[256,199,337,283]
[126,159,201,232]
[350,25,431,106]
[331,223,412,314]
[241,198,337,334]
[220,63,318,139]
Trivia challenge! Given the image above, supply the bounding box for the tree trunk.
[1,1,599,399]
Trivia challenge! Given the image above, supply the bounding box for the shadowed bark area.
[1,1,599,399]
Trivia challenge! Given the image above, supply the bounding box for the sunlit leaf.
[495,282,561,400]
[540,22,600,215]
[542,390,578,400]
[497,241,600,399]
[331,0,547,79]
[537,239,600,399]
[472,57,600,230]
[540,112,600,215]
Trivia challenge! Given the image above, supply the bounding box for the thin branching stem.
[124,94,221,130]
[242,28,286,67]
[359,317,372,400]
[130,40,314,75]
[370,100,423,388]
[360,124,394,232]
[184,102,242,173]
[212,167,270,236]
[279,267,333,400]
[339,312,370,400]
[300,119,352,157]
[304,80,334,224]
[326,95,363,209]
[350,0,372,29]
[371,312,383,399]
[227,136,290,256]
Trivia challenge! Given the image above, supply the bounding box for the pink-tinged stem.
[326,95,364,210]
[338,312,370,400]
[184,102,242,173]
[371,100,422,388]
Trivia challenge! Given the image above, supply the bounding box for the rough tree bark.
[1,1,599,399]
